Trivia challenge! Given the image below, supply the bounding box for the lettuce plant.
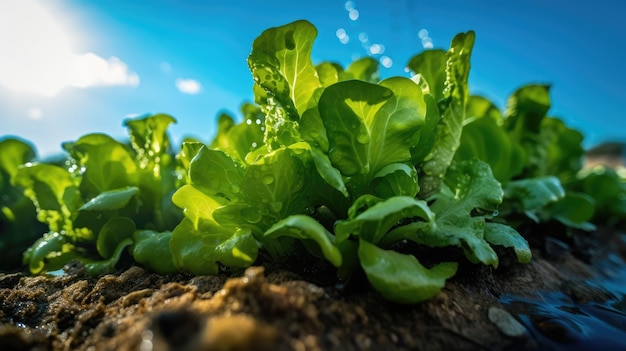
[0,138,46,270]
[13,114,182,275]
[568,167,626,229]
[171,20,531,303]
[9,19,615,304]
[454,85,595,230]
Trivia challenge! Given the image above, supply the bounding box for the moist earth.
[1,228,625,351]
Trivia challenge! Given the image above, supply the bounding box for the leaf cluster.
[1,20,621,304]
[170,20,531,303]
[9,115,182,275]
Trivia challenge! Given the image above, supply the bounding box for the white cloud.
[68,53,139,89]
[0,0,139,97]
[176,78,202,95]
[27,107,43,120]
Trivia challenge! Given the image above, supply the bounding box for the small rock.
[488,306,527,337]
[203,314,277,351]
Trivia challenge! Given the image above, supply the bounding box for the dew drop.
[293,179,304,191]
[270,201,283,212]
[218,210,237,221]
[242,207,262,224]
[357,132,369,144]
[230,184,240,194]
[262,175,275,185]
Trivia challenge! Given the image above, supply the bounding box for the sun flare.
[0,0,139,97]
[0,0,76,96]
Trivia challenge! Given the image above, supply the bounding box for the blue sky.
[1,0,624,157]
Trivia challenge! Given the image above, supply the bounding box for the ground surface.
[1,227,626,351]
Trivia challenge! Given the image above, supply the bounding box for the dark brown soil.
[1,229,626,351]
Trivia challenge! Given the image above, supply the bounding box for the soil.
[1,226,626,351]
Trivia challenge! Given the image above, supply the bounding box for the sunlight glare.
[0,0,139,97]
[0,0,75,96]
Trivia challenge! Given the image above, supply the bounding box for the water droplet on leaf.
[242,207,262,224]
[230,184,240,194]
[270,201,283,212]
[262,175,275,185]
[357,132,369,144]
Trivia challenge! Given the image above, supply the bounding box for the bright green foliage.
[456,96,525,183]
[265,215,341,267]
[170,141,347,274]
[409,32,475,197]
[0,138,47,270]
[170,184,258,275]
[384,159,531,267]
[334,196,460,303]
[455,84,593,229]
[569,167,626,229]
[13,163,83,237]
[317,77,426,194]
[502,85,584,182]
[13,114,181,275]
[358,239,457,304]
[503,177,565,221]
[172,22,520,302]
[3,20,616,305]
[132,230,177,274]
[248,20,320,149]
[210,104,265,163]
[406,50,447,102]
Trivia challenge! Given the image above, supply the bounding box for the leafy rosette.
[14,115,181,275]
[172,20,531,303]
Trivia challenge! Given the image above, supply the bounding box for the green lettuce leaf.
[484,222,531,263]
[0,137,44,270]
[170,217,258,275]
[335,196,433,245]
[503,176,565,222]
[63,134,138,199]
[389,159,529,268]
[264,215,342,267]
[455,109,525,183]
[209,105,265,162]
[406,49,447,101]
[569,167,626,229]
[132,230,177,274]
[248,19,320,117]
[345,57,380,83]
[96,216,135,258]
[315,62,344,87]
[317,77,426,196]
[358,239,457,304]
[13,163,83,235]
[418,31,475,197]
[248,20,320,149]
